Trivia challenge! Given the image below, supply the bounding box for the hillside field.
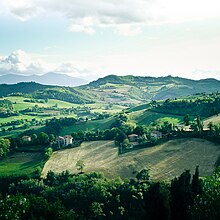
[42,139,220,181]
[0,152,44,176]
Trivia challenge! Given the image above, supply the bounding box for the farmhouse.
[57,135,74,147]
[22,136,31,142]
[150,131,162,139]
[128,134,139,142]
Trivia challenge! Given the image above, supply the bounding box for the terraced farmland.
[42,139,220,181]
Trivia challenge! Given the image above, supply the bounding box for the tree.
[183,115,190,126]
[196,115,203,132]
[76,160,85,173]
[115,130,127,144]
[207,122,214,131]
[145,183,170,220]
[191,166,202,199]
[133,126,145,136]
[0,138,10,158]
[170,170,192,220]
[38,132,49,145]
[45,147,53,159]
[136,168,150,181]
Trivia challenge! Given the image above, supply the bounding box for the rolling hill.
[1,75,220,106]
[81,75,220,103]
[42,139,220,181]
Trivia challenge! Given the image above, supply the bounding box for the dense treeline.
[33,88,93,104]
[0,99,18,117]
[0,167,219,220]
[153,93,220,117]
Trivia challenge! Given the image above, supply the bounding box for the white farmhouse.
[57,135,74,147]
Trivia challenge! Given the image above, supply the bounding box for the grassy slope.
[0,152,44,176]
[60,117,116,135]
[2,96,78,111]
[42,139,220,181]
[203,114,220,129]
[129,110,182,125]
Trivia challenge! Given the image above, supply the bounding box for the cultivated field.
[42,139,220,181]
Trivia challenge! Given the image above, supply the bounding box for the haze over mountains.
[0,72,87,87]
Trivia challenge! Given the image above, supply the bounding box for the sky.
[0,0,220,81]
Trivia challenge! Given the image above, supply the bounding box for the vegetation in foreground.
[0,166,220,220]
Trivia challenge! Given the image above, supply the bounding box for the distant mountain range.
[1,74,220,104]
[0,72,87,87]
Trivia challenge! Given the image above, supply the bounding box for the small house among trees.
[57,135,74,147]
[22,136,32,142]
[128,134,139,142]
[150,131,162,139]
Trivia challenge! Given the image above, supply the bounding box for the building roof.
[22,136,31,138]
[128,134,139,138]
[63,135,73,139]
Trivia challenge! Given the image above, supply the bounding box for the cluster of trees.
[10,132,54,151]
[33,88,93,104]
[0,99,18,118]
[0,167,219,219]
[0,138,10,158]
[153,93,220,117]
[45,117,78,134]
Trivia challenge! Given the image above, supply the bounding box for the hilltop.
[81,75,220,103]
[1,75,220,106]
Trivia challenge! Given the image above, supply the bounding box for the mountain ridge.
[0,72,87,87]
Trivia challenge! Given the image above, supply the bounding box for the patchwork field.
[42,139,220,181]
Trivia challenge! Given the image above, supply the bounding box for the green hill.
[81,75,220,103]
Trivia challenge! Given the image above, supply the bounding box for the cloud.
[55,61,100,80]
[0,50,52,75]
[0,50,98,80]
[4,0,220,35]
[68,24,96,35]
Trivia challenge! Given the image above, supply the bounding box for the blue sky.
[0,0,220,81]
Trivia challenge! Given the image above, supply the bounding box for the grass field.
[42,138,220,181]
[2,96,78,111]
[60,117,116,135]
[0,152,44,176]
[203,114,220,129]
[130,110,182,125]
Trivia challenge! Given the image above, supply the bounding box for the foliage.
[45,147,53,159]
[76,160,85,173]
[0,138,10,158]
[136,168,150,181]
[0,167,219,220]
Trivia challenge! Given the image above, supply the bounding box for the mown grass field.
[203,114,220,129]
[42,138,220,181]
[0,152,44,176]
[60,117,116,135]
[130,110,182,125]
[2,96,78,111]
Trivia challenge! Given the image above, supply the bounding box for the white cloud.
[4,0,220,35]
[0,50,52,75]
[68,24,96,35]
[0,50,98,80]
